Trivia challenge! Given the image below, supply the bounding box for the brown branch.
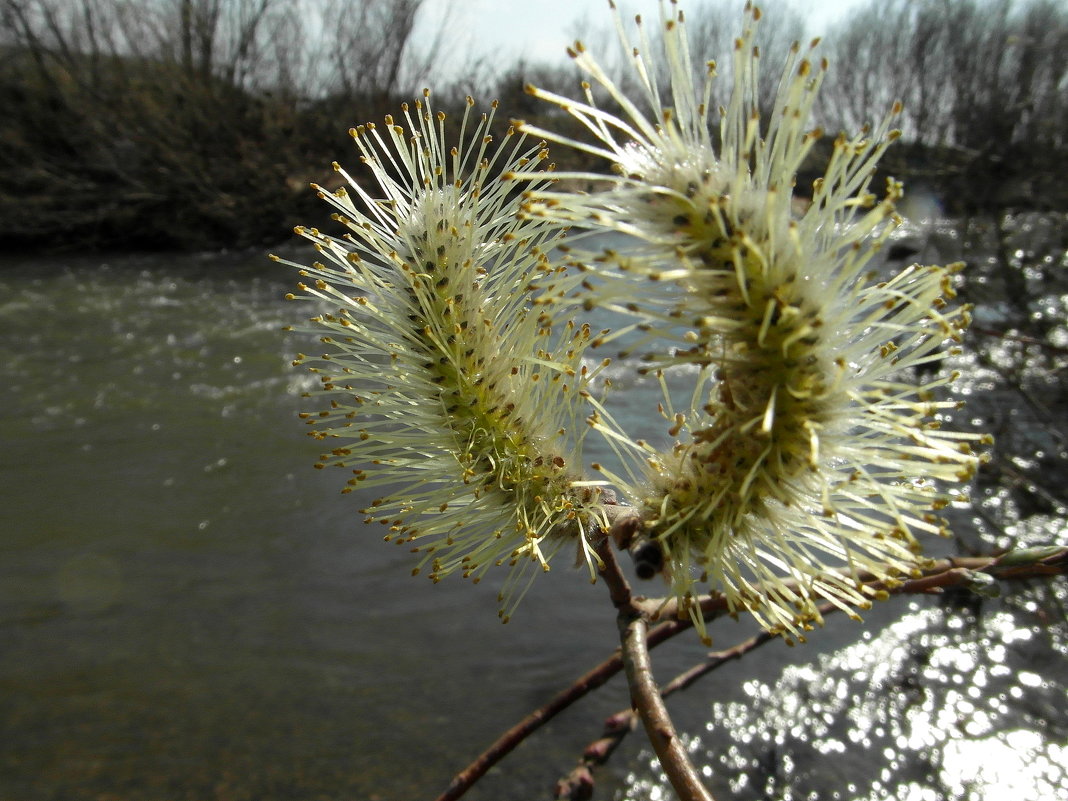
[555,708,636,801]
[433,613,690,801]
[431,628,629,801]
[661,626,781,697]
[556,609,825,799]
[594,531,716,801]
[620,612,716,801]
[972,325,1068,356]
[652,549,1068,624]
[434,545,1068,801]
[595,524,636,611]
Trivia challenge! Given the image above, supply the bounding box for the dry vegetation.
[1,0,1065,252]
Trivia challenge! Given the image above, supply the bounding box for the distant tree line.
[818,0,1068,213]
[1,0,1065,252]
[0,0,462,250]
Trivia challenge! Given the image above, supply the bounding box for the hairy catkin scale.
[514,1,989,643]
[276,92,612,620]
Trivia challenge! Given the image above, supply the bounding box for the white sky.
[424,0,870,73]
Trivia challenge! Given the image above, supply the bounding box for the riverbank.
[4,19,1067,259]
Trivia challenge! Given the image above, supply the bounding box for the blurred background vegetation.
[1,0,1065,253]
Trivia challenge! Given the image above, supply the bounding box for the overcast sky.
[422,0,870,75]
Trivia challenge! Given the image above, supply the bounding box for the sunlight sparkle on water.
[622,604,1067,801]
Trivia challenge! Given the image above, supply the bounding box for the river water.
[1,214,1066,800]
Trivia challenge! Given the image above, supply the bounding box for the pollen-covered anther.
[284,89,605,622]
[508,0,991,642]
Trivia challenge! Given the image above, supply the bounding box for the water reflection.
[1,213,1065,801]
[624,596,1068,800]
[623,212,1068,801]
[0,251,624,800]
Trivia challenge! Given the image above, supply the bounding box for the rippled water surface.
[1,213,1066,800]
[622,212,1068,800]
